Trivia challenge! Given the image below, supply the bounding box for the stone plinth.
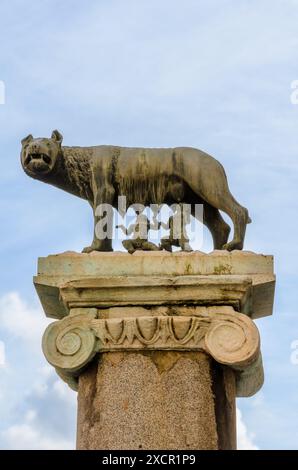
[35,250,275,320]
[36,251,275,450]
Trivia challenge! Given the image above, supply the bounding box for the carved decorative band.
[91,312,259,368]
[92,316,210,348]
[42,309,260,395]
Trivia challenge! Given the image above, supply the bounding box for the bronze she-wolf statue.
[21,130,251,253]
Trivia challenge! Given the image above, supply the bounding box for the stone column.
[76,352,236,450]
[35,251,275,450]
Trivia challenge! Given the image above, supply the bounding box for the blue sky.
[0,0,298,449]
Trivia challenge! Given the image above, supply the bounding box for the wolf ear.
[51,130,63,144]
[21,134,33,146]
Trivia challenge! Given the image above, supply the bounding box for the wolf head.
[21,130,63,178]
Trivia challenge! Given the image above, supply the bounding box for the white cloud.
[52,379,77,405]
[0,292,50,348]
[0,292,76,449]
[237,408,258,450]
[2,422,73,450]
[0,358,76,450]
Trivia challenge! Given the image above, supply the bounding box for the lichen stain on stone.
[122,398,129,411]
[184,263,194,275]
[141,350,209,374]
[213,264,232,275]
[103,351,126,367]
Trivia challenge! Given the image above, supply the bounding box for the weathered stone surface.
[34,251,275,319]
[41,305,262,397]
[37,250,273,277]
[36,250,273,450]
[59,275,252,313]
[77,352,236,450]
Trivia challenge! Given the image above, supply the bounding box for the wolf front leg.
[83,185,115,253]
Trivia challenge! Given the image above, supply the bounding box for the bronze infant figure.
[21,130,251,252]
